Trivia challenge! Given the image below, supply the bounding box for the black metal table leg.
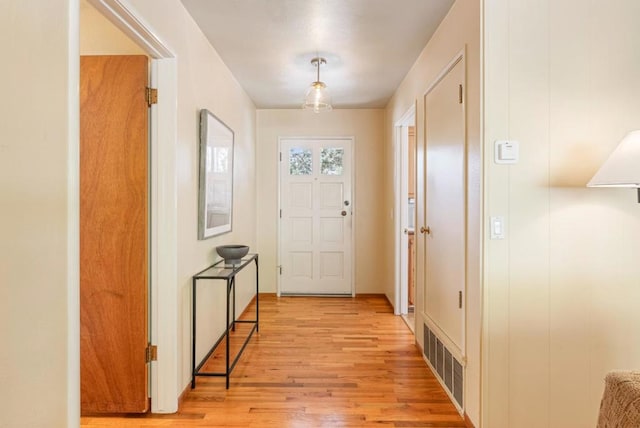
[191,277,197,388]
[225,277,231,389]
[231,276,236,332]
[255,257,259,332]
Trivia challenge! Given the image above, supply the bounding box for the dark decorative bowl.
[216,245,249,266]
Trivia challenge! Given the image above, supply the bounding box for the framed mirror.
[198,109,234,239]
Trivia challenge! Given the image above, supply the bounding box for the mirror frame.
[198,109,234,239]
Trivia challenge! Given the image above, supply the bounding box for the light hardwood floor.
[81,294,466,427]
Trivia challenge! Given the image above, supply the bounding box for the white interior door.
[279,138,353,295]
[424,57,466,352]
[394,109,415,316]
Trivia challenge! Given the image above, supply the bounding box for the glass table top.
[193,253,257,280]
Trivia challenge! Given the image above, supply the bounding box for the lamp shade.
[302,57,332,113]
[303,81,332,113]
[587,130,640,188]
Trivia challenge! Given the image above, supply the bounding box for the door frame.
[83,0,179,413]
[394,105,416,315]
[276,136,356,297]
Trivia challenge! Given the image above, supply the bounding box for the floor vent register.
[423,323,463,408]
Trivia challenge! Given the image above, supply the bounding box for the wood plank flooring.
[81,294,466,427]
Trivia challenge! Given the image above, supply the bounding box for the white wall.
[483,0,640,426]
[384,0,481,424]
[256,109,386,295]
[115,0,258,392]
[80,0,144,54]
[0,0,79,427]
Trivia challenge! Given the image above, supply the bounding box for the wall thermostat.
[495,140,519,164]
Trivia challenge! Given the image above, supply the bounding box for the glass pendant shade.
[302,57,332,113]
[588,130,640,188]
[303,81,332,113]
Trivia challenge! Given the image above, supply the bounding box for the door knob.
[344,200,350,206]
[341,210,347,216]
[420,226,431,235]
[403,228,408,234]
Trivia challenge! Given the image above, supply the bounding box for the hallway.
[81,295,465,427]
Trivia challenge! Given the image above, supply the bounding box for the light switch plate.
[490,216,505,239]
[495,140,519,164]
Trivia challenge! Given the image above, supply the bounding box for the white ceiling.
[180,0,455,109]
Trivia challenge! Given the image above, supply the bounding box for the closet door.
[423,57,466,352]
[80,55,149,413]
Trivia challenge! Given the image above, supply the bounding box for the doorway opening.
[394,105,416,332]
[80,0,178,414]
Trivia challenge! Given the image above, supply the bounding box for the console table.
[191,253,259,389]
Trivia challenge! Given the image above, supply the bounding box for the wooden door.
[80,55,149,413]
[279,138,353,295]
[424,57,466,352]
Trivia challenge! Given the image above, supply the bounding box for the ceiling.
[180,0,455,109]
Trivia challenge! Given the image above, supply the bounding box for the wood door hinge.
[146,87,158,106]
[458,291,463,309]
[279,152,282,161]
[278,265,283,275]
[458,84,463,104]
[146,344,158,362]
[279,209,282,218]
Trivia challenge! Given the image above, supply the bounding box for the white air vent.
[423,324,463,408]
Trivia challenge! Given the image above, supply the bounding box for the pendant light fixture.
[303,57,332,113]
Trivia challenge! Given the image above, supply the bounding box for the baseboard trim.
[177,383,190,410]
[464,413,476,428]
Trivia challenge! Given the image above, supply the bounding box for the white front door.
[279,138,353,295]
[424,56,466,352]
